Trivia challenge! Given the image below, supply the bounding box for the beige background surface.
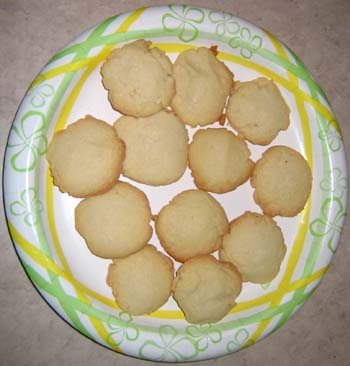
[1,0,349,365]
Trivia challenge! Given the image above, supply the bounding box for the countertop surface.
[1,1,349,365]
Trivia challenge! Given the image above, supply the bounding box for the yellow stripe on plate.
[265,30,313,169]
[118,7,145,32]
[30,40,335,128]
[232,264,328,314]
[153,42,337,131]
[9,220,120,349]
[9,221,73,284]
[31,58,96,88]
[30,7,146,89]
[244,32,313,346]
[287,265,329,292]
[10,213,328,321]
[45,8,146,349]
[41,32,322,324]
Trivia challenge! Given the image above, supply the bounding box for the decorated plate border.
[3,5,348,362]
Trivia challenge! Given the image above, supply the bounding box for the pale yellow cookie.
[106,245,174,315]
[227,77,290,145]
[172,255,242,324]
[75,182,152,259]
[171,47,233,127]
[251,146,312,217]
[219,212,286,283]
[155,190,229,262]
[101,40,175,117]
[114,110,188,185]
[188,128,254,193]
[46,115,125,198]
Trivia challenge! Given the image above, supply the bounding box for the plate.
[3,5,348,362]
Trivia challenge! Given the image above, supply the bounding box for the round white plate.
[3,5,348,362]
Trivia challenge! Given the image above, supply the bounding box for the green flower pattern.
[186,324,222,351]
[320,167,348,199]
[207,11,263,58]
[7,111,47,172]
[318,121,342,152]
[162,5,204,42]
[208,11,240,37]
[139,325,198,361]
[226,328,250,352]
[106,312,139,347]
[228,27,263,59]
[162,7,262,57]
[4,7,346,362]
[28,83,55,108]
[309,198,345,253]
[9,188,43,226]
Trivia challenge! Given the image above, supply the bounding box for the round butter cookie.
[172,255,242,324]
[101,39,175,117]
[251,146,312,217]
[155,190,229,262]
[114,110,188,185]
[219,212,286,283]
[46,115,125,198]
[188,128,254,193]
[171,47,233,127]
[75,182,152,259]
[227,77,290,145]
[106,245,174,315]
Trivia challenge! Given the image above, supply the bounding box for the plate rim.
[3,4,348,362]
